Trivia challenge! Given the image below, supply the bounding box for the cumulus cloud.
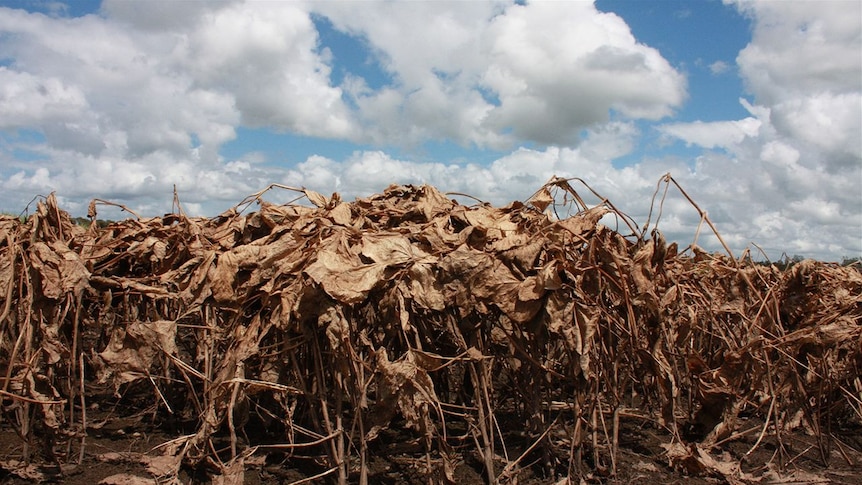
[0,5,242,162]
[283,123,662,220]
[316,0,686,148]
[708,60,730,74]
[0,0,685,212]
[729,0,862,174]
[0,0,858,261]
[658,1,862,259]
[0,68,87,128]
[483,7,685,144]
[659,109,761,149]
[174,2,356,139]
[0,1,348,216]
[732,0,860,101]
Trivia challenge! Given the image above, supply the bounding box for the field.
[0,176,860,484]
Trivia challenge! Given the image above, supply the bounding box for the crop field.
[0,176,860,484]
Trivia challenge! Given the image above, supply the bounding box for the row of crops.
[0,176,859,483]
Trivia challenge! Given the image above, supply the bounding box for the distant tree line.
[763,254,861,271]
[71,217,114,229]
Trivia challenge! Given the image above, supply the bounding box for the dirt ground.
[2,399,860,485]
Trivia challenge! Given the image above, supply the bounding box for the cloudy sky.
[0,0,859,261]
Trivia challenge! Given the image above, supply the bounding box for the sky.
[0,0,859,261]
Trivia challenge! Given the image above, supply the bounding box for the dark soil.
[2,399,860,484]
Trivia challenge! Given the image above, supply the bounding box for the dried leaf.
[5,176,861,485]
[329,201,353,225]
[28,241,90,299]
[528,186,554,213]
[212,457,246,485]
[0,460,46,481]
[305,242,388,304]
[361,233,432,265]
[97,320,178,388]
[408,262,446,311]
[139,454,181,478]
[303,188,329,208]
[367,349,439,440]
[99,474,156,485]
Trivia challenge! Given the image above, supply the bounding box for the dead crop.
[0,176,859,484]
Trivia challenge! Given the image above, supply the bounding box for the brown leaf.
[329,201,353,225]
[367,349,439,440]
[304,232,388,304]
[462,206,519,234]
[555,206,609,240]
[361,233,432,265]
[408,262,446,311]
[212,457,246,485]
[209,244,265,303]
[97,320,178,388]
[631,239,655,294]
[320,304,350,351]
[28,241,90,299]
[0,460,45,481]
[440,245,542,323]
[528,186,554,213]
[303,188,329,208]
[517,275,544,301]
[139,454,181,478]
[496,236,543,269]
[99,474,155,485]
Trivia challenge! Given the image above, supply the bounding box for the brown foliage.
[0,179,859,484]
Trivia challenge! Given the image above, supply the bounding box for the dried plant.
[0,178,859,484]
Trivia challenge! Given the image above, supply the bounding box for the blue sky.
[0,0,859,260]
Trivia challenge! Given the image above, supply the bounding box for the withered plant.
[0,176,859,484]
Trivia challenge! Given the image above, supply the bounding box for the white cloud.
[708,60,730,74]
[0,68,88,128]
[771,92,862,170]
[314,0,686,148]
[0,1,858,261]
[175,2,357,139]
[648,0,862,259]
[659,111,761,149]
[733,0,862,174]
[0,6,242,162]
[482,3,686,139]
[281,125,665,221]
[0,1,353,217]
[731,0,861,102]
[101,0,234,32]
[0,0,686,210]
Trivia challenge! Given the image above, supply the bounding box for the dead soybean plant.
[0,178,859,484]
